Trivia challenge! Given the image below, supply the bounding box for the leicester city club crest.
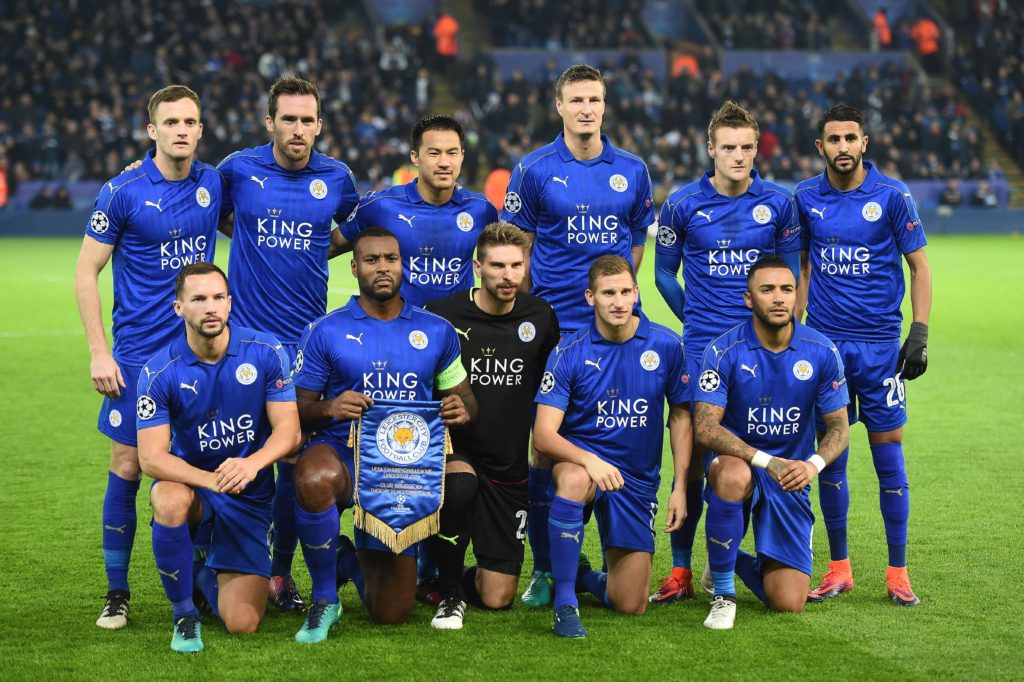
[609,174,628,192]
[792,360,814,381]
[862,202,882,222]
[456,212,474,232]
[518,322,536,342]
[752,204,772,224]
[376,412,432,465]
[195,186,211,208]
[640,350,660,371]
[235,363,258,385]
[309,178,328,199]
[408,330,428,350]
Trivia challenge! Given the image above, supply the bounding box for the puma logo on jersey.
[250,176,267,189]
[740,364,757,378]
[179,380,198,395]
[438,533,460,546]
[696,210,713,222]
[304,540,332,550]
[455,327,471,341]
[104,524,127,534]
[398,214,415,228]
[708,536,733,550]
[157,568,180,581]
[584,357,603,372]
[810,207,826,220]
[144,199,163,212]
[560,531,580,544]
[346,333,363,345]
[552,175,568,187]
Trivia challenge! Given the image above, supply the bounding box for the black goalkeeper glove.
[897,321,928,380]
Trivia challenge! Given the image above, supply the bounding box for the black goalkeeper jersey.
[426,289,559,482]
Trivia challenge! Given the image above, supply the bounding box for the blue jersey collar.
[403,179,468,206]
[588,311,650,344]
[259,142,322,171]
[743,318,803,351]
[143,149,202,183]
[818,160,879,194]
[554,133,616,164]
[346,295,415,320]
[699,170,763,197]
[175,326,241,365]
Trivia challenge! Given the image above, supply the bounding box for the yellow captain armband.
[436,356,468,390]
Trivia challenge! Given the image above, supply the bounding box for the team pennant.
[348,398,451,553]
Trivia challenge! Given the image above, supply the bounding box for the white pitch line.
[0,329,84,338]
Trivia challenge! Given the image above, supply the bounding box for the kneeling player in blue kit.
[137,263,301,652]
[695,255,849,630]
[534,255,693,638]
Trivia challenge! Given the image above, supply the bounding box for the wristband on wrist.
[808,454,826,473]
[751,450,772,469]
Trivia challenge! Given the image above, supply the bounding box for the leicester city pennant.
[348,398,451,553]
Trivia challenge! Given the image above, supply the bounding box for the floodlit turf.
[0,235,1021,679]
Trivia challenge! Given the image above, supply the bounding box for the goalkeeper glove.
[897,321,928,380]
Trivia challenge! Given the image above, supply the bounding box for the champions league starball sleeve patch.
[347,398,451,553]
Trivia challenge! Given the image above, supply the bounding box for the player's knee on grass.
[223,606,263,634]
[473,567,518,609]
[606,549,651,615]
[552,462,595,503]
[109,442,142,480]
[708,457,753,502]
[762,562,808,614]
[150,481,197,526]
[294,446,350,512]
[219,573,268,633]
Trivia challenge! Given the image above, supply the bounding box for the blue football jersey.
[340,180,498,306]
[218,144,360,345]
[535,313,692,483]
[696,319,848,461]
[656,170,801,355]
[86,150,226,366]
[794,161,927,342]
[136,325,296,502]
[501,133,656,333]
[292,297,466,447]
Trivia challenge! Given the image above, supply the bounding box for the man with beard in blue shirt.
[136,263,300,652]
[794,104,931,607]
[696,255,849,630]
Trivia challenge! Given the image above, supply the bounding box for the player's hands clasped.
[664,485,687,532]
[439,394,470,426]
[329,391,373,421]
[584,454,624,492]
[91,352,125,399]
[216,457,260,494]
[775,458,817,492]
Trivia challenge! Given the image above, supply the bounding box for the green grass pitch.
[0,234,1021,679]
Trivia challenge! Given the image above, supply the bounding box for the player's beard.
[753,305,793,330]
[191,317,226,338]
[359,276,399,302]
[826,150,862,176]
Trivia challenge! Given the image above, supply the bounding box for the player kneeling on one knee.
[695,255,849,630]
[138,264,302,652]
[533,256,693,638]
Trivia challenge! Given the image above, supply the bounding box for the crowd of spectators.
[0,0,1013,209]
[951,2,1024,168]
[455,52,993,201]
[475,0,651,49]
[0,0,437,195]
[694,0,833,50]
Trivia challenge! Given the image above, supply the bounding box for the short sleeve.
[629,165,656,243]
[292,322,332,393]
[263,337,297,402]
[815,342,850,416]
[332,167,361,226]
[86,181,126,246]
[434,322,466,390]
[655,196,685,257]
[341,191,374,242]
[665,337,693,406]
[136,361,172,429]
[774,193,802,253]
[535,346,573,412]
[888,185,928,255]
[695,342,731,409]
[501,162,541,231]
